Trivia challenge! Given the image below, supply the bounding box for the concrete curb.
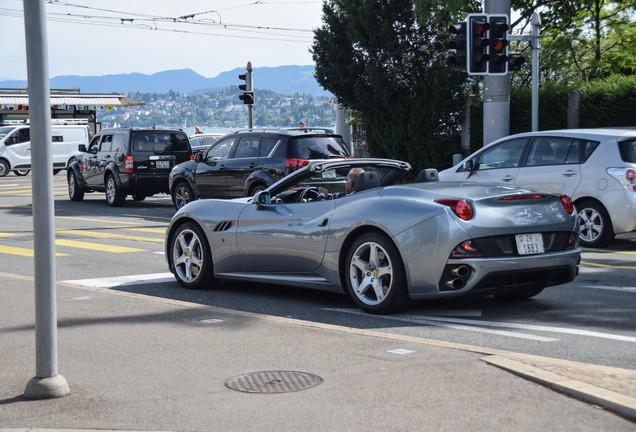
[482,355,636,422]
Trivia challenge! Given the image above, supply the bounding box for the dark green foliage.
[579,75,636,127]
[312,0,466,171]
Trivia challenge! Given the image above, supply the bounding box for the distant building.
[0,88,143,135]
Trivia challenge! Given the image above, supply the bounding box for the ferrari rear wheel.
[345,232,409,314]
[169,222,215,290]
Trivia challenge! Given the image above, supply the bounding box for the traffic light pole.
[246,62,253,129]
[482,0,511,146]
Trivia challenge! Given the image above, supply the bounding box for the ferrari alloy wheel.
[173,182,194,210]
[105,174,125,206]
[577,200,613,248]
[169,222,214,290]
[345,232,409,314]
[68,171,84,201]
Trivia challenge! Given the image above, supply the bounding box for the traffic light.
[447,22,467,70]
[238,66,254,105]
[507,52,527,71]
[488,15,509,74]
[467,14,489,75]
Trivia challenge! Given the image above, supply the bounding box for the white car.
[439,128,636,248]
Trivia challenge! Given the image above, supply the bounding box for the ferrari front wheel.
[169,222,215,290]
[345,232,409,314]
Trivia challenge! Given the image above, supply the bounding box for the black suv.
[169,128,351,209]
[67,127,192,206]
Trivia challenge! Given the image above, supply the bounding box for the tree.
[311,0,467,170]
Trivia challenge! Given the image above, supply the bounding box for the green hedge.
[468,75,636,151]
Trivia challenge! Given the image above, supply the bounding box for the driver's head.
[346,168,364,194]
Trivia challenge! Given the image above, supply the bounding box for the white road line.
[581,285,636,293]
[323,308,558,342]
[64,272,174,288]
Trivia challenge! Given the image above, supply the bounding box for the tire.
[68,171,85,201]
[14,169,30,176]
[577,200,614,248]
[169,222,215,290]
[133,194,146,201]
[494,286,544,300]
[0,160,9,177]
[344,232,410,314]
[248,182,266,196]
[172,182,194,210]
[105,174,125,207]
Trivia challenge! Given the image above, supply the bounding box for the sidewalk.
[1,273,634,432]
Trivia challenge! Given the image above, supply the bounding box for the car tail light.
[435,199,474,220]
[285,158,310,168]
[607,168,636,192]
[124,155,134,173]
[560,195,574,214]
[565,232,579,250]
[450,240,485,258]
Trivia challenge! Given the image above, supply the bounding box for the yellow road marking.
[0,245,69,257]
[582,248,636,255]
[122,213,173,220]
[56,216,139,225]
[55,239,146,253]
[581,261,636,270]
[56,228,163,243]
[0,233,20,237]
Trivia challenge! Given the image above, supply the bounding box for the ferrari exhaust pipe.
[446,278,465,290]
[451,265,470,278]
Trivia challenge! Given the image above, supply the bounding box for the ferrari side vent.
[213,221,234,232]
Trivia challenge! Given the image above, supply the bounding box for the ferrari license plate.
[156,160,170,169]
[515,233,545,255]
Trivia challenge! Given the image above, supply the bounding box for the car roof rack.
[232,127,336,135]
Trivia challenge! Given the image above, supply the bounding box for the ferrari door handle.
[501,175,514,182]
[318,218,329,227]
[562,170,577,177]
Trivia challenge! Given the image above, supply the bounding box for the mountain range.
[0,65,330,97]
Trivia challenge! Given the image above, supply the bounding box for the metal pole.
[22,0,69,400]
[531,12,541,131]
[482,0,511,146]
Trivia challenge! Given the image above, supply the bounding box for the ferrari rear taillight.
[124,155,134,173]
[285,158,310,169]
[435,199,474,220]
[560,195,574,214]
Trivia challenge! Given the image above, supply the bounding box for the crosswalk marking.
[0,245,69,257]
[55,239,146,253]
[56,216,140,225]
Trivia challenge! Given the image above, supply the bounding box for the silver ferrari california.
[165,158,580,314]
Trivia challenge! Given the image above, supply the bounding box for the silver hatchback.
[439,128,636,248]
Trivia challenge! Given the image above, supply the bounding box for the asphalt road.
[1,172,635,370]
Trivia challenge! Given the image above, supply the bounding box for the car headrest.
[356,171,380,192]
[415,168,439,182]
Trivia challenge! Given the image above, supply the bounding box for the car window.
[99,135,113,152]
[206,138,234,160]
[17,128,30,143]
[112,134,126,152]
[4,130,20,146]
[526,137,578,166]
[132,132,189,152]
[0,126,14,140]
[581,140,600,163]
[476,138,527,170]
[618,139,636,163]
[88,136,101,153]
[289,136,351,159]
[260,137,279,157]
[234,137,260,158]
[189,137,201,147]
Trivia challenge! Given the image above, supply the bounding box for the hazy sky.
[0,0,325,80]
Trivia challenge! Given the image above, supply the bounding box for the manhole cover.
[225,370,323,394]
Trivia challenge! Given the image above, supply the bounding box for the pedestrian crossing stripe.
[56,216,140,225]
[0,245,69,257]
[56,228,163,243]
[55,239,146,253]
[121,227,167,234]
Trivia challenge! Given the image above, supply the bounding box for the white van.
[0,119,91,177]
